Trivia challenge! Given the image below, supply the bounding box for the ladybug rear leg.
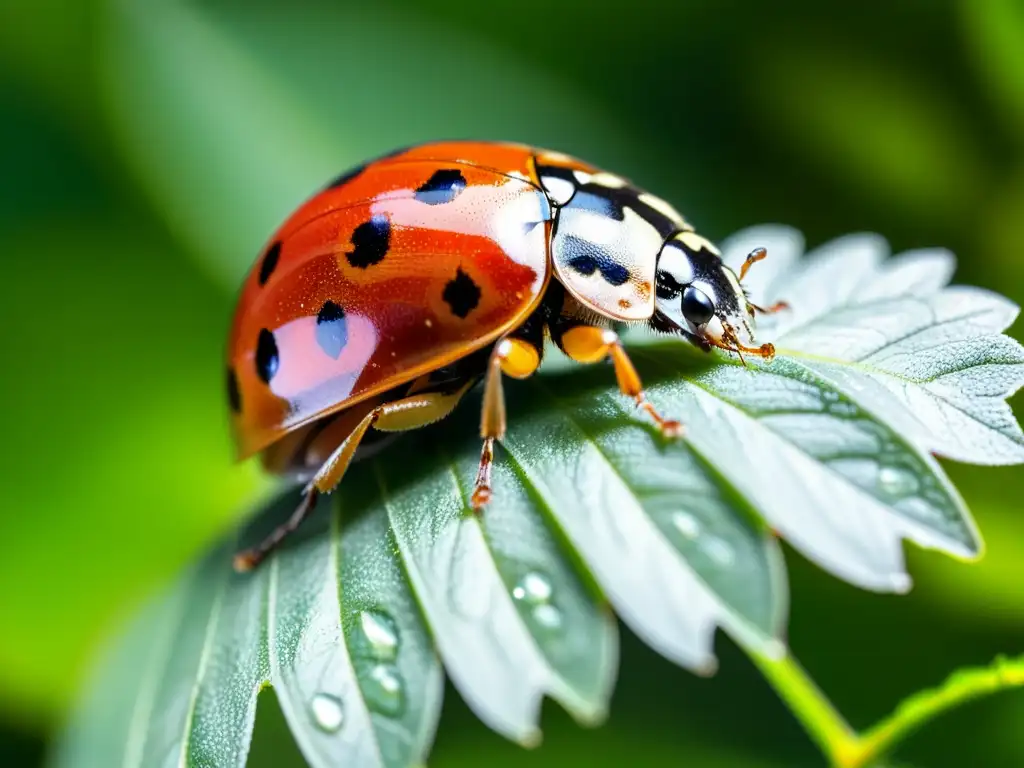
[233,381,476,572]
[471,336,543,509]
[558,324,683,438]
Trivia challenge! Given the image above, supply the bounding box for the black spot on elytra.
[258,241,281,286]
[442,267,481,319]
[256,329,279,384]
[226,367,242,413]
[325,163,365,190]
[564,237,631,286]
[316,300,348,359]
[346,214,391,268]
[415,169,467,205]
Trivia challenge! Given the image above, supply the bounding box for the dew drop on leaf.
[511,571,564,631]
[532,603,564,630]
[359,610,400,661]
[703,536,736,567]
[365,664,405,717]
[671,511,701,540]
[512,571,554,605]
[310,693,345,733]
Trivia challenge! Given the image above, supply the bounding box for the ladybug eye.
[681,285,715,326]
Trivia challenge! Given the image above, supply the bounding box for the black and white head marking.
[653,231,755,348]
[538,158,693,321]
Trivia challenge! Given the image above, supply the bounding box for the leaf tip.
[517,726,543,749]
[889,572,913,594]
[694,654,719,677]
[573,703,610,729]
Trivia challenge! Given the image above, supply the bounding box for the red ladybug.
[227,141,776,570]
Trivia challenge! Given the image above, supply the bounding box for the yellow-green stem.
[748,651,860,767]
[853,654,1024,765]
[749,649,1024,768]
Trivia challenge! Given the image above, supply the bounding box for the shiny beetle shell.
[226,141,758,461]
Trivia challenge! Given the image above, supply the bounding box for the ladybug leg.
[748,300,789,316]
[558,325,683,438]
[233,383,475,572]
[471,337,543,509]
[232,487,323,572]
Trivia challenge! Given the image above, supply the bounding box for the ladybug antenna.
[740,246,791,317]
[739,247,767,283]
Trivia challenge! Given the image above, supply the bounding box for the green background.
[1,0,1022,765]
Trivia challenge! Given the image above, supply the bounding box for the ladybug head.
[653,232,775,360]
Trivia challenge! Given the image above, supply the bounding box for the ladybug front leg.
[557,324,683,438]
[233,381,476,572]
[471,336,542,509]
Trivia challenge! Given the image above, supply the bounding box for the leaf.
[54,225,1024,767]
[732,227,1024,467]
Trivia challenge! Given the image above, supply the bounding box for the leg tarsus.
[561,325,684,439]
[234,384,477,572]
[637,396,684,438]
[470,436,496,510]
[233,486,321,572]
[749,300,789,316]
[710,325,776,363]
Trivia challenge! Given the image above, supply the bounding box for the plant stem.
[748,650,861,767]
[748,648,1024,768]
[854,654,1024,764]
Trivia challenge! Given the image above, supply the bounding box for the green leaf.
[54,226,1023,767]
[271,492,442,767]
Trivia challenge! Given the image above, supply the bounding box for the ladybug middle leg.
[470,335,543,508]
[469,303,547,509]
[233,379,477,572]
[554,321,683,438]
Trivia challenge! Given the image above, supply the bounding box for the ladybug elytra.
[227,141,778,570]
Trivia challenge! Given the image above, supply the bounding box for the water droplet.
[310,693,345,732]
[533,603,563,629]
[672,512,701,540]
[359,610,399,661]
[512,571,564,632]
[878,466,919,497]
[365,664,404,717]
[703,536,735,567]
[512,571,553,605]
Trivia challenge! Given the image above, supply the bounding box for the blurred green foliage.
[0,1,1021,766]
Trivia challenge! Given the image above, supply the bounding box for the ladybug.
[228,141,779,570]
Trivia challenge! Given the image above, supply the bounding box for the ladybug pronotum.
[227,141,779,570]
